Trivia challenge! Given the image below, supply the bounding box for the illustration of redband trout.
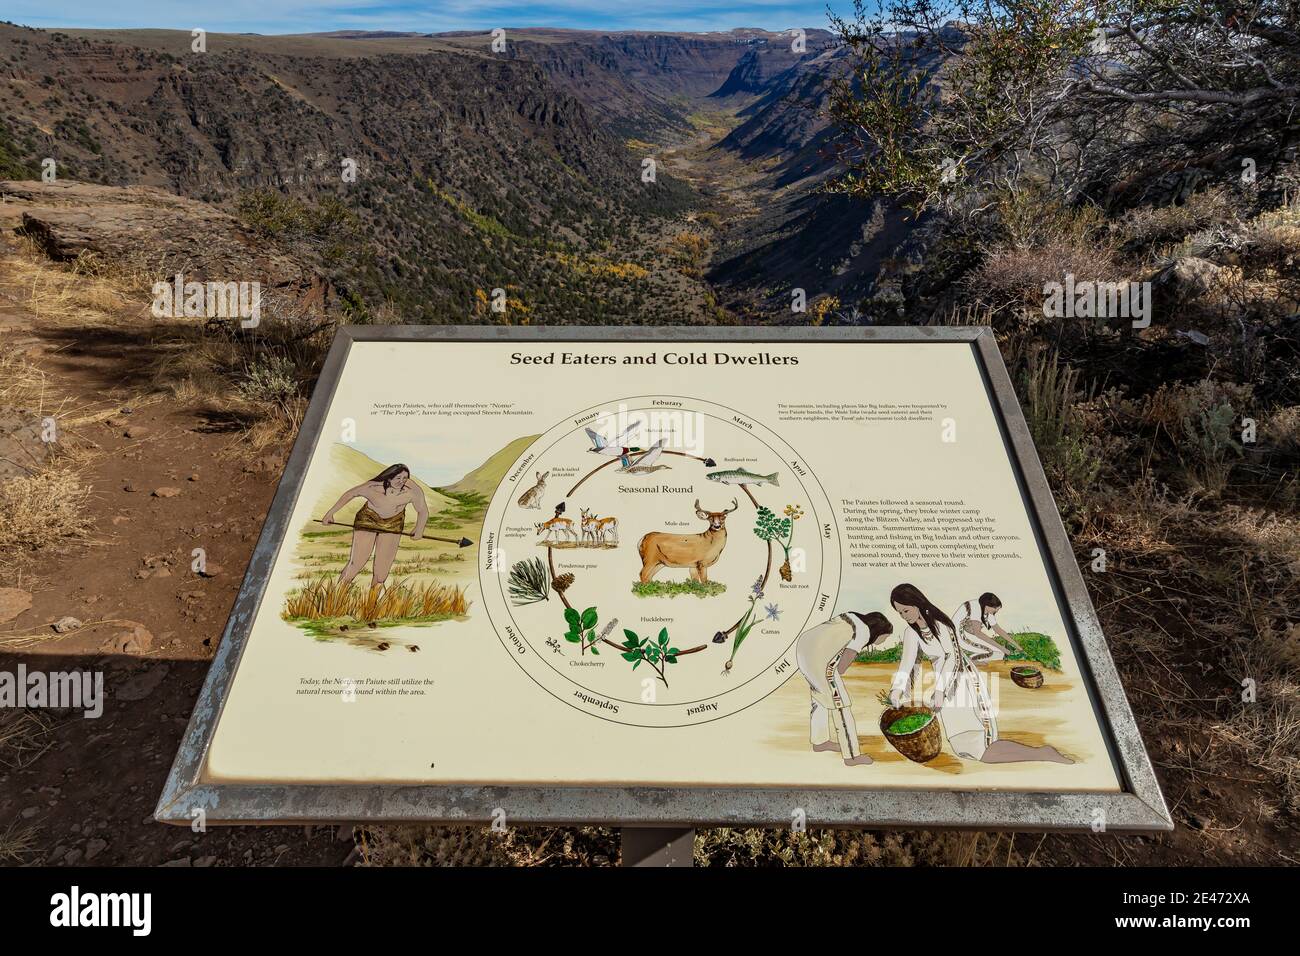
[706,468,779,487]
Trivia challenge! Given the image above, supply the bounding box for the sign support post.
[621,827,695,867]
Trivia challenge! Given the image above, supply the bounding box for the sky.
[6,1,855,35]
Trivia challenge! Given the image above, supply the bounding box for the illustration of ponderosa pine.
[507,556,550,605]
[754,504,803,581]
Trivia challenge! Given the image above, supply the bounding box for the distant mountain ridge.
[442,435,541,500]
[0,20,932,322]
[317,444,460,522]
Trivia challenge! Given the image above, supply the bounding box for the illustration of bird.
[586,421,660,467]
[584,422,640,455]
[619,438,665,471]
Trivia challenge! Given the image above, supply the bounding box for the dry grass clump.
[1240,198,1300,307]
[0,467,91,559]
[969,243,1126,313]
[1263,405,1300,456]
[1214,632,1300,810]
[283,575,469,623]
[1020,349,1109,506]
[352,823,1025,867]
[0,820,40,863]
[150,289,331,449]
[0,346,49,410]
[994,186,1108,250]
[0,241,151,325]
[355,824,618,867]
[966,190,1125,313]
[0,709,55,770]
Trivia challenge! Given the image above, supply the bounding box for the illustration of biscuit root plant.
[753,504,803,581]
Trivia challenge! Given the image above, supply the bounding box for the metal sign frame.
[156,325,1172,833]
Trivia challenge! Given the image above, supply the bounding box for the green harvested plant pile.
[886,713,934,736]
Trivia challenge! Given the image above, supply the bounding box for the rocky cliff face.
[0,23,697,322]
[0,21,934,322]
[709,36,834,100]
[707,38,948,314]
[503,30,836,138]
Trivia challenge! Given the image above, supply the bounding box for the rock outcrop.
[3,180,323,294]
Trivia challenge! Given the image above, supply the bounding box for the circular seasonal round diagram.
[480,395,841,728]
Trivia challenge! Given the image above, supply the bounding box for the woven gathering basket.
[879,705,943,763]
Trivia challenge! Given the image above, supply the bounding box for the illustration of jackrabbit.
[517,471,549,510]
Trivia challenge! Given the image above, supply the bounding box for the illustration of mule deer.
[580,508,619,546]
[535,514,576,542]
[517,471,548,510]
[637,498,738,583]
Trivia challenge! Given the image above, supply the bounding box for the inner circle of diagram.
[480,396,841,728]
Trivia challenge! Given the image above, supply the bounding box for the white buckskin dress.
[891,621,997,761]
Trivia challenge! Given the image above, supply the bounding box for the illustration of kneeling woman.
[888,583,1071,765]
[795,611,894,766]
[322,463,428,587]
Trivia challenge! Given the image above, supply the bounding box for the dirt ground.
[0,290,361,865]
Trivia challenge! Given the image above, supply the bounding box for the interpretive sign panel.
[157,326,1170,832]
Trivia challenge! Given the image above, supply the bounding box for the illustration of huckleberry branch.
[620,626,680,688]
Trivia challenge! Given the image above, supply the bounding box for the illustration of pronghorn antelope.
[580,508,619,546]
[535,512,577,542]
[637,498,738,583]
[517,471,549,509]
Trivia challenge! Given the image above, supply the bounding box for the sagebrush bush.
[968,242,1125,311]
[1144,379,1254,495]
[1116,188,1239,251]
[236,354,299,406]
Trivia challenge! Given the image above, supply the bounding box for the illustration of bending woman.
[888,583,1071,765]
[953,592,1024,663]
[322,463,428,587]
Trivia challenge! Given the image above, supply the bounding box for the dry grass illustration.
[283,575,470,628]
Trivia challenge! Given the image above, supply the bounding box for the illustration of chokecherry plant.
[754,503,804,581]
[620,626,681,687]
[562,605,602,655]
